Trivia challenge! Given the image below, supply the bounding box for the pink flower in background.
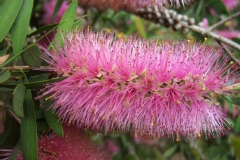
[215,30,240,39]
[202,18,209,29]
[202,18,240,39]
[222,0,239,11]
[101,140,120,155]
[41,0,69,24]
[41,0,84,24]
[40,31,238,140]
[39,0,86,47]
[1,126,110,160]
[78,0,193,11]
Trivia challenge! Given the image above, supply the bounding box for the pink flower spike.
[15,125,111,160]
[78,0,193,11]
[40,30,239,140]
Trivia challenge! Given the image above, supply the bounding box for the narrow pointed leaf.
[0,22,61,68]
[28,23,58,37]
[232,135,240,158]
[223,95,240,106]
[42,98,63,137]
[11,0,33,56]
[0,77,66,89]
[134,16,147,38]
[51,0,64,23]
[0,45,9,56]
[8,139,21,160]
[21,44,42,68]
[21,90,37,160]
[13,84,26,117]
[0,69,10,83]
[55,0,77,46]
[0,0,23,42]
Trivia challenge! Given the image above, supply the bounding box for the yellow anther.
[106,28,111,33]
[70,62,75,68]
[117,32,124,39]
[135,131,138,137]
[87,26,90,32]
[198,133,201,137]
[204,37,207,44]
[102,113,107,120]
[150,116,154,126]
[176,134,180,141]
[45,93,57,101]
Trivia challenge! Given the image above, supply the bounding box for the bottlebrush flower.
[40,30,238,140]
[78,0,193,11]
[1,126,110,160]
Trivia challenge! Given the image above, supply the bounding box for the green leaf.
[0,45,9,56]
[0,22,60,68]
[235,115,240,134]
[232,135,240,158]
[163,145,178,158]
[0,87,13,92]
[232,38,240,45]
[37,119,49,133]
[21,44,42,68]
[0,69,10,83]
[13,84,26,117]
[206,0,228,14]
[0,77,66,89]
[134,16,147,39]
[55,0,77,47]
[223,95,240,106]
[8,139,21,160]
[20,89,37,160]
[42,98,64,137]
[0,0,23,42]
[35,109,44,119]
[0,0,6,6]
[28,23,58,37]
[71,19,83,30]
[11,0,33,57]
[51,0,64,23]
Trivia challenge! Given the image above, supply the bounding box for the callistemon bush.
[78,0,193,11]
[16,126,110,160]
[41,30,238,140]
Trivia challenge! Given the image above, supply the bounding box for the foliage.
[0,0,240,159]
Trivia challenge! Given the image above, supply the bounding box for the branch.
[0,101,21,124]
[1,66,31,70]
[206,11,240,31]
[136,7,240,52]
[179,22,240,51]
[217,41,240,66]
